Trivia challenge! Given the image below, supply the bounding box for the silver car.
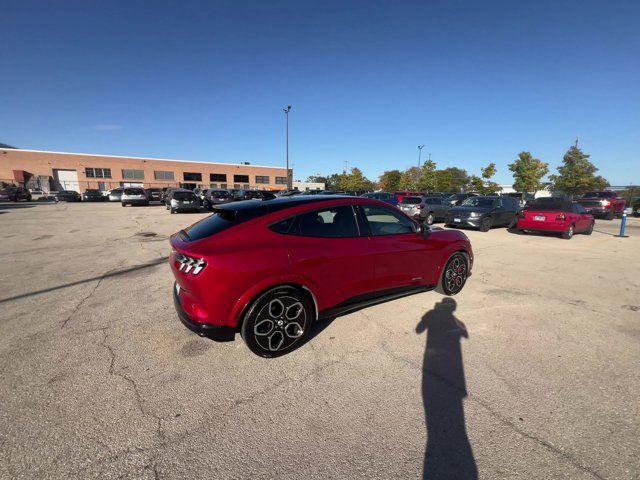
[121,187,149,207]
[108,188,124,202]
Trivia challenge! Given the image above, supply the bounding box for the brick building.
[0,148,290,192]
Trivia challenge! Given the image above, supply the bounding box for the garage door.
[53,169,80,192]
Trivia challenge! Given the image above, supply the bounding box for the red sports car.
[517,198,594,239]
[170,196,473,357]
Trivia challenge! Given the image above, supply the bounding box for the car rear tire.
[508,217,517,229]
[479,217,491,232]
[438,252,469,296]
[585,221,594,235]
[241,286,313,358]
[121,203,126,207]
[170,208,175,214]
[562,224,574,240]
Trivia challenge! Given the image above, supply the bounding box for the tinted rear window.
[462,197,495,207]
[527,199,571,211]
[583,192,613,198]
[401,196,422,205]
[181,210,236,241]
[124,188,145,195]
[173,192,196,200]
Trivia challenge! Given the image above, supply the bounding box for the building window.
[255,175,269,184]
[210,173,226,182]
[210,183,218,189]
[221,183,228,189]
[183,172,202,182]
[122,169,144,180]
[233,174,249,183]
[85,167,112,178]
[233,184,240,189]
[154,170,174,181]
[275,176,287,185]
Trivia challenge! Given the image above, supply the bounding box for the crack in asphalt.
[377,340,607,480]
[60,277,105,328]
[97,328,167,478]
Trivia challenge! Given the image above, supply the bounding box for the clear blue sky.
[1,0,638,185]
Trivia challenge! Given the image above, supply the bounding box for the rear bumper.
[517,219,567,232]
[173,283,235,342]
[123,199,148,205]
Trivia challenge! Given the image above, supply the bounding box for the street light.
[418,145,425,168]
[283,106,292,190]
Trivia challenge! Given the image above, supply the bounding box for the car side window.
[361,205,415,236]
[293,205,359,238]
[575,204,587,214]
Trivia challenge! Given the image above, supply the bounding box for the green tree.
[433,169,454,192]
[378,169,402,192]
[549,146,609,196]
[416,160,437,192]
[508,152,549,194]
[467,175,484,193]
[399,166,421,190]
[479,162,501,194]
[338,167,373,192]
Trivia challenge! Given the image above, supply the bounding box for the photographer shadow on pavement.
[416,298,477,480]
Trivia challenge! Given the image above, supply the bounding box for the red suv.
[170,196,473,357]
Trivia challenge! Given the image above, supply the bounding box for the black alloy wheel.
[440,253,468,295]
[479,217,491,232]
[585,221,594,235]
[241,286,313,358]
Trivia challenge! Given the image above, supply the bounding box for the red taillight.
[417,204,424,209]
[556,213,566,221]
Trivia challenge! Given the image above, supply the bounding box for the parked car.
[121,187,149,207]
[170,196,473,357]
[55,190,82,202]
[445,196,520,231]
[107,188,124,202]
[503,192,535,208]
[82,189,106,201]
[0,186,32,201]
[576,191,626,220]
[29,189,47,201]
[361,192,399,206]
[517,198,594,239]
[167,190,200,213]
[161,187,180,205]
[394,191,422,202]
[234,190,277,201]
[631,198,640,217]
[202,189,233,210]
[399,196,450,225]
[446,193,478,206]
[147,188,163,202]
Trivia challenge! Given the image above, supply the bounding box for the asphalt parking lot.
[1,201,639,479]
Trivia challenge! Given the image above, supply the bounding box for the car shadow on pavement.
[0,203,37,210]
[416,298,477,480]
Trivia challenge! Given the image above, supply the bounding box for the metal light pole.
[283,106,292,190]
[418,145,425,168]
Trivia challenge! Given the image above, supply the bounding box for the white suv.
[121,187,149,207]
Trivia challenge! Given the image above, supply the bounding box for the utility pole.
[343,159,349,174]
[574,136,579,148]
[418,145,425,168]
[283,106,292,190]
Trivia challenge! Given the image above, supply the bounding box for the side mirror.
[415,223,425,234]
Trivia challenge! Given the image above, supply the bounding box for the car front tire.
[584,222,594,235]
[241,286,313,358]
[479,217,491,232]
[438,252,469,296]
[425,213,435,225]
